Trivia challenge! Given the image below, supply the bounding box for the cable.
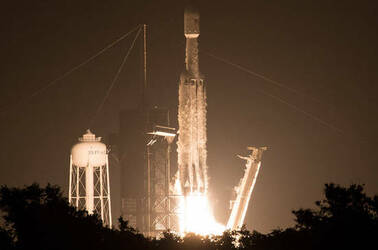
[205,52,344,135]
[204,51,325,105]
[0,25,141,115]
[255,88,343,134]
[89,27,142,127]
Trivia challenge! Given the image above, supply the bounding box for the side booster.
[177,7,208,195]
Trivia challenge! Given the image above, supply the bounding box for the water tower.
[69,129,112,227]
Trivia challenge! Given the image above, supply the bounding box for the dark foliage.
[0,183,148,250]
[290,183,378,250]
[0,182,376,250]
[240,183,378,250]
[0,226,14,250]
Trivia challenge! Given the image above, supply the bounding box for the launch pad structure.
[227,147,267,230]
[117,7,266,236]
[119,108,181,236]
[119,6,209,235]
[146,124,179,234]
[118,24,181,236]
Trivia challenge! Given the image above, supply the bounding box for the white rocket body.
[177,8,208,195]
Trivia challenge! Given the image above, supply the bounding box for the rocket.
[177,6,208,195]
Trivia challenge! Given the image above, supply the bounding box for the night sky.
[1,0,377,233]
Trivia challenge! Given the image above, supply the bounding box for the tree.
[152,230,182,250]
[0,183,124,250]
[1,182,376,250]
[0,226,13,250]
[292,183,378,249]
[240,183,377,250]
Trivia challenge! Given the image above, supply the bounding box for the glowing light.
[174,178,224,236]
[183,192,225,235]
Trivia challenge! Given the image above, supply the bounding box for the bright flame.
[180,192,225,235]
[173,174,224,236]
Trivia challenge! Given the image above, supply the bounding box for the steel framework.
[227,146,267,230]
[146,125,181,236]
[69,155,112,228]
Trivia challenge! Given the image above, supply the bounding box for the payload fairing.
[177,7,208,195]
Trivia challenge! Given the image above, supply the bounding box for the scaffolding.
[146,125,179,236]
[119,109,181,236]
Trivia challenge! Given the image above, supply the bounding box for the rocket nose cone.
[184,4,200,35]
[185,5,199,17]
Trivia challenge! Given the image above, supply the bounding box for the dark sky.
[1,0,377,233]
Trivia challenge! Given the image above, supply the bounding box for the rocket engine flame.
[182,192,225,235]
[174,177,224,235]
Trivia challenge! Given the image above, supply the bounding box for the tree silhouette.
[152,230,182,250]
[239,183,377,250]
[0,182,376,250]
[0,226,13,250]
[292,183,378,250]
[0,183,147,250]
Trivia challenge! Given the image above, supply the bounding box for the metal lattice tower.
[69,129,112,228]
[146,125,180,236]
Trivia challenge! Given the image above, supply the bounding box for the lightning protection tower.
[69,129,112,227]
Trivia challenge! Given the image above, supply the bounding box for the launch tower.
[227,147,267,230]
[118,25,180,236]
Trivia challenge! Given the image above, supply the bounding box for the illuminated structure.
[146,123,178,235]
[119,8,266,236]
[69,129,112,227]
[118,24,181,236]
[227,147,266,230]
[177,6,208,196]
[119,107,180,236]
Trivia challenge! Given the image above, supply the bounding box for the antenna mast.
[143,24,147,110]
